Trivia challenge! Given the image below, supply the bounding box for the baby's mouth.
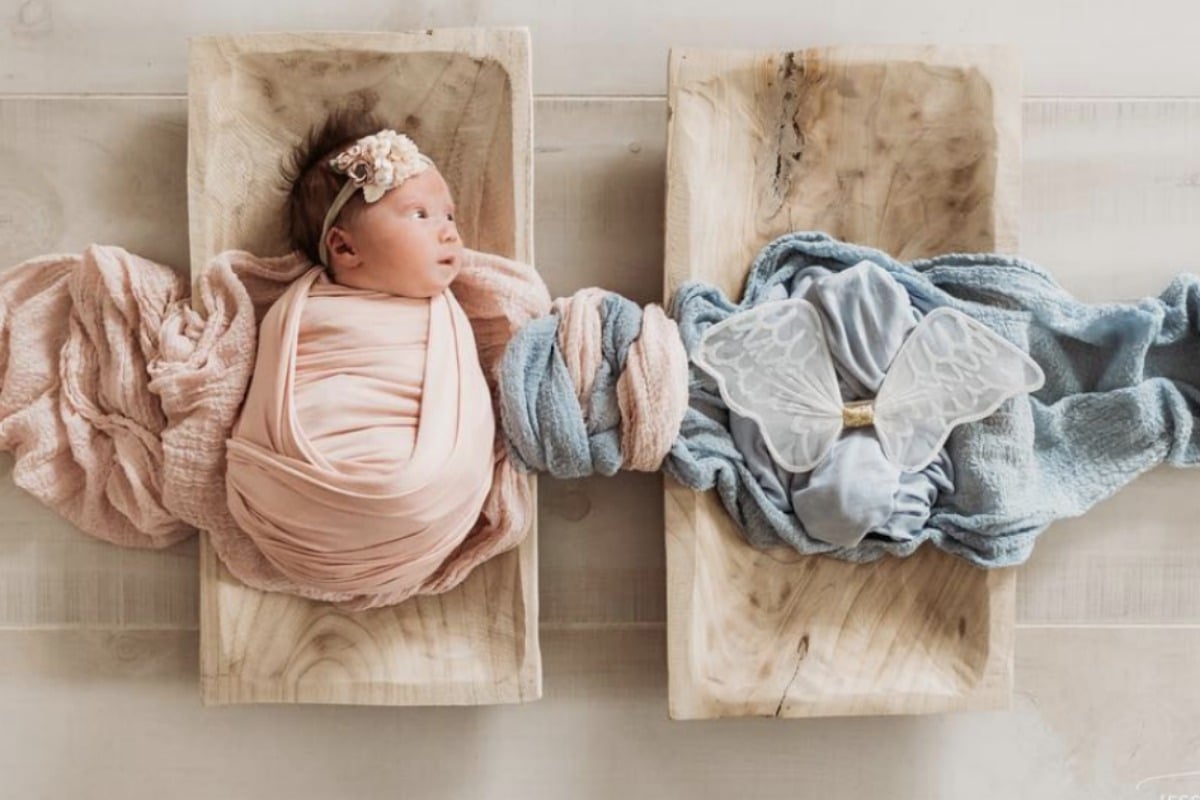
[438,255,458,267]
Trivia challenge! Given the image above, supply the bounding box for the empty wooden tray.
[187,28,540,705]
[663,45,1021,719]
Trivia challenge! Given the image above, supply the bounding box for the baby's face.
[328,167,463,298]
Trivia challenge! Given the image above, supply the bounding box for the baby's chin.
[431,257,462,285]
[330,272,451,300]
[391,264,460,299]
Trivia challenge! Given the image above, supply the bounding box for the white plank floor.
[1,8,1198,798]
[3,1,1199,96]
[0,627,1197,798]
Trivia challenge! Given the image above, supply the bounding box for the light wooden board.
[663,46,1022,718]
[0,0,1198,785]
[186,29,540,705]
[2,625,1200,799]
[2,96,1199,635]
[3,0,1199,97]
[0,96,197,629]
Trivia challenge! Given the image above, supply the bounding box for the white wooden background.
[1,3,1199,798]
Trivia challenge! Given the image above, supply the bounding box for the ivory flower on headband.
[329,130,431,202]
[318,129,435,266]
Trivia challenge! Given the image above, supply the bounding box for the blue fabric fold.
[499,293,646,478]
[667,231,1200,567]
[728,259,955,549]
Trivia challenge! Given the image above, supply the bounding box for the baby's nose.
[440,224,460,243]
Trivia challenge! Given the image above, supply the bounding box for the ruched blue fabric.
[499,293,646,478]
[667,231,1200,567]
[718,259,957,551]
[498,230,1199,567]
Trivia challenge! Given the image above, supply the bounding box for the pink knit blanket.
[0,245,550,609]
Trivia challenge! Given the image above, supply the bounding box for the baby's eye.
[446,212,455,222]
[408,208,428,219]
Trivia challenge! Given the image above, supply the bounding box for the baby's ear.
[326,227,360,270]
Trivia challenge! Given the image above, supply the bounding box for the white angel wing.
[694,299,844,472]
[874,307,1045,472]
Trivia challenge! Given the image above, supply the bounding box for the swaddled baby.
[224,112,495,597]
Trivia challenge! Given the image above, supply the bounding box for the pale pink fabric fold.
[616,303,689,471]
[553,288,608,411]
[550,289,689,472]
[224,267,496,596]
[0,246,548,610]
[0,243,690,608]
[0,246,211,549]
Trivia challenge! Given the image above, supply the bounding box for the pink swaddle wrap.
[0,245,550,610]
[225,266,496,596]
[0,236,691,608]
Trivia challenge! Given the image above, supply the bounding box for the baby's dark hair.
[281,108,389,265]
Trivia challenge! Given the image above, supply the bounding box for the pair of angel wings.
[693,298,1045,474]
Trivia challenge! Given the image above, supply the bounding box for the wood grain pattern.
[2,97,1198,635]
[1022,98,1200,303]
[0,0,1197,785]
[187,29,540,705]
[1017,98,1200,625]
[3,0,1198,98]
[0,97,189,269]
[0,96,197,629]
[3,625,1199,799]
[664,46,1022,718]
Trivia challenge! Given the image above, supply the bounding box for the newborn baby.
[224,112,496,597]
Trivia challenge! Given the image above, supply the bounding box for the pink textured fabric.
[615,304,689,471]
[552,288,607,414]
[548,289,689,472]
[0,245,242,549]
[0,246,547,610]
[225,267,495,596]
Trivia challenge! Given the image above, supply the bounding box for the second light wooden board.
[663,45,1021,718]
[188,28,540,705]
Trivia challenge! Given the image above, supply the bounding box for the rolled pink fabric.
[616,303,689,472]
[224,266,496,596]
[553,287,607,414]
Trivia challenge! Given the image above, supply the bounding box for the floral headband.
[317,129,434,267]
